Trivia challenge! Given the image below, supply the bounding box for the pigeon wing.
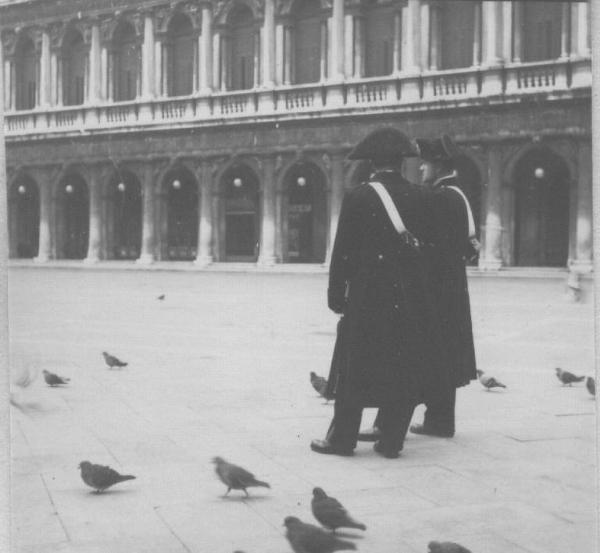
[295,521,340,552]
[314,496,349,527]
[93,464,124,488]
[228,464,258,488]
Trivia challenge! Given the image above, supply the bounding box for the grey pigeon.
[476,370,506,391]
[102,351,128,369]
[157,294,165,301]
[555,367,585,386]
[586,376,595,396]
[428,541,472,553]
[212,456,270,496]
[42,370,70,387]
[78,460,136,493]
[310,372,331,401]
[284,516,356,553]
[311,487,366,532]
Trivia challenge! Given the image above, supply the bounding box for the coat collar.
[432,170,458,189]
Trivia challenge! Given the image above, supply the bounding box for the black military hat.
[347,128,419,162]
[416,134,461,162]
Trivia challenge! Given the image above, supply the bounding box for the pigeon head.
[428,542,441,553]
[476,370,483,376]
[555,367,562,375]
[78,461,91,470]
[312,487,327,499]
[310,372,316,378]
[283,516,301,528]
[42,370,49,374]
[211,456,225,465]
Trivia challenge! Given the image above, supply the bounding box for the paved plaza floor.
[8,268,597,553]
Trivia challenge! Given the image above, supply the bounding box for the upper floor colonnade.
[1,0,592,113]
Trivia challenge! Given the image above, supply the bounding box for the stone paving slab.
[8,268,597,553]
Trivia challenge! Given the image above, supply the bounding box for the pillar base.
[136,253,155,265]
[33,254,50,263]
[83,255,100,265]
[481,66,504,96]
[568,259,593,274]
[193,255,213,267]
[257,255,278,267]
[478,258,503,271]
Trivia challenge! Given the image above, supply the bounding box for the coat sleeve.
[328,191,361,314]
[428,188,470,261]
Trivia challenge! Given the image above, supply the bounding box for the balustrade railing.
[3,58,587,137]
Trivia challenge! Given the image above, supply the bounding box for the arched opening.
[513,148,569,267]
[220,166,260,261]
[292,0,322,84]
[438,1,476,69]
[228,5,255,90]
[108,171,142,259]
[8,176,39,258]
[454,155,483,266]
[164,169,198,260]
[283,163,327,263]
[112,21,140,102]
[363,0,396,77]
[61,29,87,106]
[57,174,89,259]
[166,13,195,97]
[521,1,562,62]
[15,37,37,110]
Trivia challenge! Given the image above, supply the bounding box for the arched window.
[364,1,396,78]
[9,176,39,258]
[62,29,87,106]
[58,174,89,259]
[164,169,198,260]
[228,5,255,90]
[292,0,322,84]
[112,21,140,102]
[15,37,37,110]
[439,1,476,69]
[167,13,195,97]
[109,171,142,259]
[522,1,562,62]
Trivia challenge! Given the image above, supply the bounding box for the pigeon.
[42,370,70,387]
[284,516,356,553]
[102,351,128,369]
[428,541,472,553]
[310,372,330,400]
[212,456,270,496]
[476,370,506,391]
[311,487,366,533]
[586,376,595,396]
[78,461,136,493]
[555,367,585,386]
[157,294,165,301]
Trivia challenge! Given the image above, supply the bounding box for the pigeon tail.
[346,520,367,531]
[252,479,270,488]
[573,376,585,382]
[117,474,136,482]
[335,539,357,551]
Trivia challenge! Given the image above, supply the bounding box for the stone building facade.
[1,0,593,272]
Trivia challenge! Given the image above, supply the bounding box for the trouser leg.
[375,402,416,453]
[423,386,456,433]
[325,401,363,450]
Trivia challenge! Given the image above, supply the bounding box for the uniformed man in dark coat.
[310,128,449,459]
[358,134,478,442]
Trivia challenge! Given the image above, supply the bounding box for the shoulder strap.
[446,185,476,238]
[368,181,407,235]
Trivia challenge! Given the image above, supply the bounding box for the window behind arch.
[439,1,475,69]
[364,3,395,77]
[167,14,194,97]
[522,1,562,62]
[113,22,140,102]
[229,6,255,90]
[62,31,86,106]
[15,38,37,110]
[293,0,322,84]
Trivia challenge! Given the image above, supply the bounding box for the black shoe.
[357,427,381,442]
[310,439,354,457]
[409,424,454,438]
[373,441,401,459]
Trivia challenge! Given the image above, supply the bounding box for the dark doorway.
[165,170,198,260]
[110,172,142,259]
[9,177,39,258]
[60,175,89,259]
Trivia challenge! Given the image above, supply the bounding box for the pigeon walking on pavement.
[586,376,595,396]
[311,487,366,533]
[310,372,331,401]
[428,541,472,553]
[157,294,165,301]
[476,370,506,391]
[212,457,270,497]
[284,516,357,553]
[78,461,136,493]
[102,351,128,370]
[555,367,585,386]
[42,370,70,387]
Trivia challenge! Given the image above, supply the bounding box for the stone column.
[473,1,482,67]
[481,1,504,95]
[195,162,214,266]
[84,169,103,263]
[3,59,13,111]
[50,50,59,105]
[420,1,430,70]
[393,10,402,73]
[258,156,277,265]
[320,20,328,81]
[262,0,275,87]
[219,32,228,91]
[34,178,53,262]
[325,154,344,265]
[212,31,221,90]
[40,31,52,107]
[429,5,440,71]
[512,2,523,63]
[501,2,512,62]
[330,0,345,81]
[570,141,593,273]
[480,147,503,270]
[344,13,354,78]
[353,15,363,78]
[88,22,102,103]
[137,163,156,264]
[154,39,163,96]
[400,0,421,100]
[253,29,261,88]
[284,26,293,84]
[571,1,591,58]
[560,2,570,59]
[199,5,213,92]
[142,13,155,98]
[275,23,284,85]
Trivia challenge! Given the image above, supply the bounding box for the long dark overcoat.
[327,170,449,408]
[422,176,477,387]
